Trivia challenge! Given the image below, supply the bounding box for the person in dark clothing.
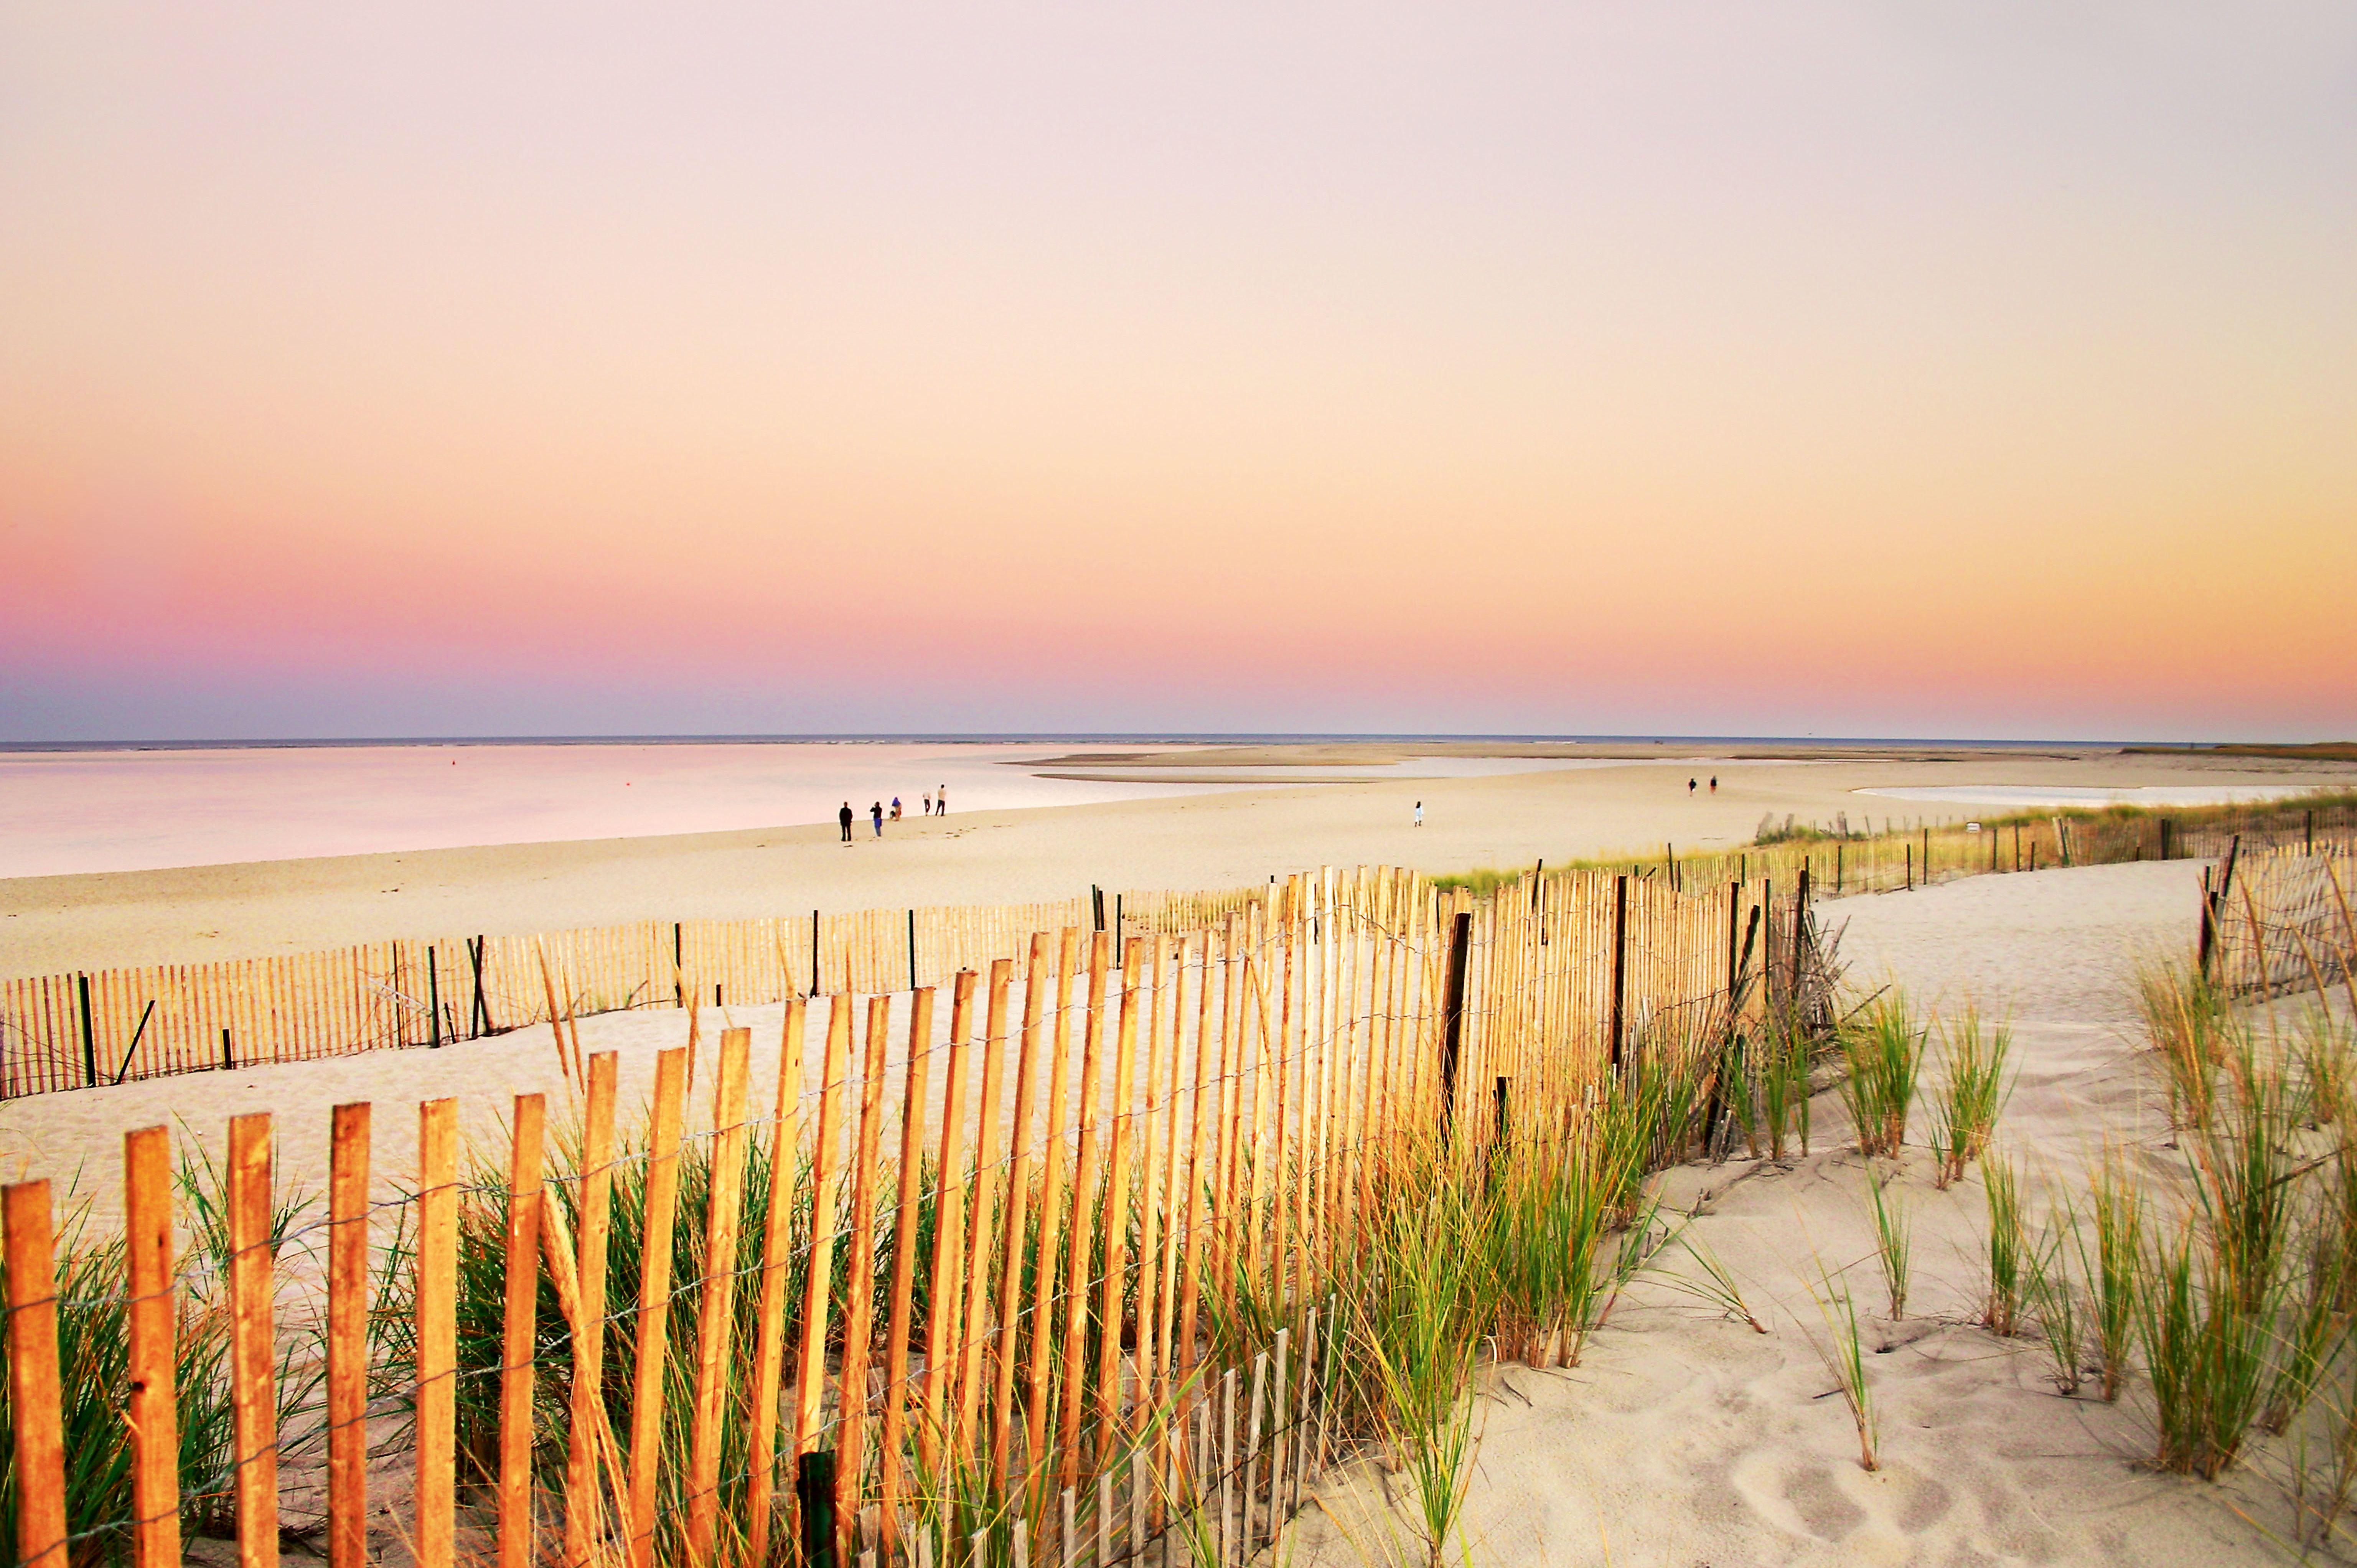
[871,801,885,837]
[1688,777,1697,794]
[839,802,854,843]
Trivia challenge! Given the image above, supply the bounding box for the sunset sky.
[3,5,2352,742]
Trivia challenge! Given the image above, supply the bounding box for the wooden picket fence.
[0,899,1096,1098]
[0,864,1814,1568]
[2204,839,2357,1002]
[10,798,2346,1101]
[1591,798,2357,901]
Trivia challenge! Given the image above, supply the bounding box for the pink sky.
[3,6,2352,741]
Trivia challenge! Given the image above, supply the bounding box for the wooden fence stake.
[836,997,895,1558]
[1095,940,1144,1466]
[924,972,979,1464]
[1439,911,1472,1138]
[1057,934,1112,1487]
[5,1180,67,1568]
[415,1101,458,1568]
[747,1000,808,1565]
[1609,875,1628,1068]
[124,1127,181,1568]
[566,1053,619,1568]
[879,988,937,1559]
[794,991,857,1492]
[498,1096,547,1568]
[225,1113,282,1568]
[958,960,1016,1457]
[326,1103,371,1568]
[992,933,1053,1481]
[1024,928,1083,1469]
[626,1050,689,1568]
[687,1029,753,1558]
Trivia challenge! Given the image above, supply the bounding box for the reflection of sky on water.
[1858,784,2321,810]
[0,742,1608,877]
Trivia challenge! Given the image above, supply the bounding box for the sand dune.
[1290,861,2315,1568]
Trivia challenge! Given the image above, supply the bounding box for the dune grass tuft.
[1928,1009,2011,1189]
[1866,1169,1910,1320]
[1838,995,1924,1159]
[1983,1153,2027,1338]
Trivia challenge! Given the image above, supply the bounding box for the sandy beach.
[2,845,2333,1565]
[3,744,2351,1568]
[4,741,2347,978]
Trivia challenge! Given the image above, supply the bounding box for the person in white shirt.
[1413,801,1424,828]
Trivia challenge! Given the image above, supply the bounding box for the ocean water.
[0,740,1592,877]
[1856,784,2321,810]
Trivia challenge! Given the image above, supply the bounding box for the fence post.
[799,1450,839,1568]
[1609,874,1628,1069]
[427,946,441,1047]
[1489,1075,1510,1186]
[909,908,919,992]
[1438,911,1472,1141]
[1093,885,1106,933]
[76,974,96,1088]
[469,937,491,1036]
[2199,867,2217,976]
[222,1027,235,1072]
[812,909,822,997]
[1792,867,1811,1006]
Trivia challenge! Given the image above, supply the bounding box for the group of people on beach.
[839,785,948,842]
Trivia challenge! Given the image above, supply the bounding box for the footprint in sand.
[1730,1451,1954,1555]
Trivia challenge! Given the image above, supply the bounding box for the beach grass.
[1866,1170,1910,1320]
[1838,994,1923,1160]
[1928,1009,2011,1189]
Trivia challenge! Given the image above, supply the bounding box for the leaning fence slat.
[793,993,856,1459]
[990,933,1052,1481]
[626,1050,689,1568]
[5,1179,68,1568]
[327,1103,371,1568]
[1056,934,1112,1487]
[686,1027,754,1559]
[956,959,1015,1458]
[1094,941,1144,1465]
[566,1051,620,1568]
[834,996,894,1558]
[229,1113,280,1568]
[1023,929,1082,1469]
[747,998,808,1568]
[923,971,979,1464]
[878,987,936,1559]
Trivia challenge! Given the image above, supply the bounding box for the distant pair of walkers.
[837,801,883,842]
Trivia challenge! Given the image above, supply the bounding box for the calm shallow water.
[0,742,1248,876]
[0,741,1586,877]
[1857,783,2320,810]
